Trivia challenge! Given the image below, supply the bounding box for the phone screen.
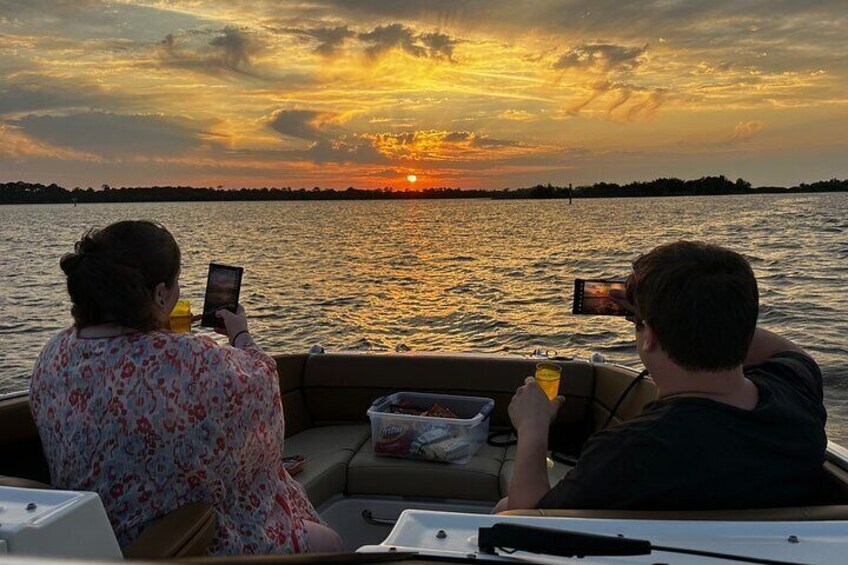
[201,263,243,328]
[572,279,629,316]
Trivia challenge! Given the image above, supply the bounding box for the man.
[501,241,827,511]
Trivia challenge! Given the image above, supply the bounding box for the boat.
[2,350,847,563]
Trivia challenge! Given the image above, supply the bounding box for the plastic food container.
[367,392,494,465]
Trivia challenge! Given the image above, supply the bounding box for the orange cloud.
[728,120,764,143]
[0,123,99,161]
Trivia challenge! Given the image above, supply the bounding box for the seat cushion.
[122,502,217,559]
[0,475,51,489]
[347,440,507,501]
[283,425,370,508]
[498,445,573,498]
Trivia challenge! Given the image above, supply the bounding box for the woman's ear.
[153,281,168,309]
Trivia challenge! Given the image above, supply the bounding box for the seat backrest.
[299,353,595,439]
[591,363,657,431]
[0,393,50,484]
[275,354,312,438]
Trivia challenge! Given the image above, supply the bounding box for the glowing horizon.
[1,1,847,189]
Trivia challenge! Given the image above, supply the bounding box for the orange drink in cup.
[535,362,562,400]
[169,299,192,333]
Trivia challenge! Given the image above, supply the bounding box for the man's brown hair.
[627,241,758,371]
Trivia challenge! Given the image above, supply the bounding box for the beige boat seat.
[283,424,371,507]
[347,441,507,501]
[122,503,217,559]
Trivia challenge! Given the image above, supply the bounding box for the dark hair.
[626,241,758,371]
[60,221,181,331]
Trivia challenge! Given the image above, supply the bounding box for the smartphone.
[201,263,244,328]
[572,279,629,316]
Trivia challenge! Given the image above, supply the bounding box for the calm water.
[1,195,846,442]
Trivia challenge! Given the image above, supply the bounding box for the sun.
[407,174,417,183]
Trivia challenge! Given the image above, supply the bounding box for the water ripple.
[1,194,847,443]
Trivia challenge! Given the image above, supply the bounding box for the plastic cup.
[169,299,192,333]
[535,362,562,400]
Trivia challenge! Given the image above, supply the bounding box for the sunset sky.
[1,1,846,189]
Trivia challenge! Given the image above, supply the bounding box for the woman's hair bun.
[62,221,181,331]
[59,252,84,275]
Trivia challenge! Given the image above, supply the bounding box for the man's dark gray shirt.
[537,352,827,510]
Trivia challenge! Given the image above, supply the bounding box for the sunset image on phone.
[581,281,628,315]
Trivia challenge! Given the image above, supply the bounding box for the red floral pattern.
[30,328,321,555]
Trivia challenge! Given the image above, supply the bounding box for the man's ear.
[641,323,659,353]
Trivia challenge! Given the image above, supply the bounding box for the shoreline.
[2,176,847,205]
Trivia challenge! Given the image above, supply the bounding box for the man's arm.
[507,426,551,510]
[505,377,564,510]
[744,328,804,366]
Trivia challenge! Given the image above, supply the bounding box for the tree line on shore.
[1,176,846,205]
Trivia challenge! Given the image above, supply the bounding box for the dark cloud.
[158,26,260,76]
[11,112,210,157]
[297,138,388,164]
[440,130,515,147]
[419,32,458,61]
[0,83,107,116]
[565,80,666,121]
[553,43,648,73]
[266,109,341,140]
[359,24,424,59]
[623,89,666,121]
[442,131,474,143]
[357,24,459,61]
[209,26,253,69]
[282,25,356,56]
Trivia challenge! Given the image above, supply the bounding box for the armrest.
[123,502,217,559]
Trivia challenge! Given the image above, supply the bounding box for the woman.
[30,220,342,555]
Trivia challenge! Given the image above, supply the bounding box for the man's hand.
[610,289,639,325]
[744,328,804,365]
[506,377,564,510]
[509,377,564,436]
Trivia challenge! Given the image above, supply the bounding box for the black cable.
[601,369,649,430]
[489,370,649,460]
[487,429,517,447]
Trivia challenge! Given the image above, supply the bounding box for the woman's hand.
[508,377,564,436]
[215,305,250,345]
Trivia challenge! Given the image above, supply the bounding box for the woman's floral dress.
[30,328,321,555]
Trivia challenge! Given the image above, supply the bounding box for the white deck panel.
[359,509,848,564]
[0,487,122,559]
